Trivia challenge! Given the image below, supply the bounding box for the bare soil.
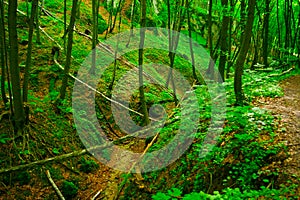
[253,75,300,192]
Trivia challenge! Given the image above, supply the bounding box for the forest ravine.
[1,0,300,199]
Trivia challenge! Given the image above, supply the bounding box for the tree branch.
[46,170,66,200]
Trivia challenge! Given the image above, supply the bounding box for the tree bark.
[23,0,38,123]
[35,3,41,44]
[234,0,255,105]
[262,0,270,68]
[276,0,281,57]
[0,0,8,105]
[109,0,123,33]
[60,0,78,100]
[89,0,100,74]
[138,0,150,125]
[186,0,199,83]
[218,0,229,82]
[205,0,214,79]
[8,0,25,132]
[126,0,136,47]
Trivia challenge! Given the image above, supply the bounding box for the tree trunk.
[89,0,100,74]
[284,0,290,49]
[297,0,300,68]
[262,0,270,68]
[234,0,255,105]
[0,0,8,105]
[64,0,67,52]
[276,0,281,57]
[186,0,199,83]
[109,0,123,33]
[8,0,25,132]
[35,3,41,44]
[23,0,38,123]
[138,0,150,125]
[109,6,122,91]
[105,0,114,38]
[226,0,234,79]
[165,0,185,106]
[60,0,78,100]
[205,0,214,79]
[126,0,136,47]
[218,0,229,82]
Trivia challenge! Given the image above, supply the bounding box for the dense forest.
[0,0,299,199]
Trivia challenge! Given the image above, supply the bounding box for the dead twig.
[91,190,102,200]
[46,170,66,200]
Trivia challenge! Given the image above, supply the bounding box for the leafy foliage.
[79,157,99,173]
[61,181,78,198]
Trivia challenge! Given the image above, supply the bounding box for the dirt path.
[254,75,300,184]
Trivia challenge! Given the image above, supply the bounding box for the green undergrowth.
[120,70,300,199]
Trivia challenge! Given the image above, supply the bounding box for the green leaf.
[167,188,182,197]
[52,148,60,155]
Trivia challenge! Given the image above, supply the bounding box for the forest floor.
[78,74,300,199]
[0,75,299,199]
[253,74,300,193]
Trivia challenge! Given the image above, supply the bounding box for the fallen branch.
[0,148,89,174]
[0,122,167,175]
[91,190,102,200]
[244,67,295,87]
[53,57,159,122]
[268,67,295,77]
[46,170,66,200]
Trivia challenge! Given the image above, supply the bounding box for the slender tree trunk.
[109,6,122,91]
[166,0,185,106]
[207,0,213,54]
[0,0,8,105]
[234,0,255,105]
[284,0,290,49]
[226,0,234,78]
[262,0,270,68]
[250,33,258,70]
[64,0,67,52]
[35,2,41,44]
[105,0,114,38]
[218,0,229,82]
[89,0,100,74]
[109,0,123,33]
[186,0,198,83]
[138,0,150,125]
[126,0,136,47]
[76,0,82,19]
[297,0,300,68]
[0,0,12,111]
[60,0,78,100]
[206,0,214,79]
[239,0,246,43]
[8,0,25,132]
[23,0,38,123]
[290,1,296,49]
[276,0,281,57]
